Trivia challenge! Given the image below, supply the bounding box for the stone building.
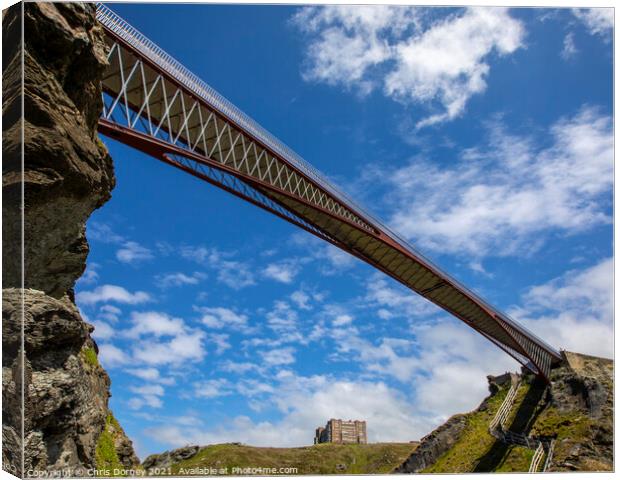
[314,419,367,444]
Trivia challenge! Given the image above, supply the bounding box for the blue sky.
[78,5,613,458]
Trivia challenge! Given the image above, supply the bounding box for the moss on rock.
[96,414,125,474]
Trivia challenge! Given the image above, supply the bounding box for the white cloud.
[385,106,612,258]
[290,233,357,275]
[303,289,326,308]
[88,222,125,244]
[116,241,154,264]
[387,8,524,128]
[332,314,353,326]
[130,384,165,397]
[128,396,163,410]
[331,330,421,383]
[219,361,262,375]
[208,333,231,355]
[236,378,276,398]
[181,246,255,289]
[145,372,422,448]
[126,368,161,381]
[99,304,122,323]
[263,262,300,284]
[98,344,130,368]
[133,260,611,454]
[132,330,207,366]
[217,261,255,289]
[111,309,208,367]
[572,8,613,37]
[365,274,441,318]
[376,309,394,320]
[293,6,420,94]
[561,32,578,59]
[294,6,525,128]
[124,311,186,339]
[267,374,420,443]
[197,306,249,330]
[91,320,115,341]
[264,301,303,344]
[194,379,233,399]
[156,272,206,288]
[238,310,517,447]
[260,347,296,366]
[510,257,613,358]
[78,262,99,285]
[180,245,212,263]
[125,367,176,385]
[317,245,357,274]
[76,284,151,306]
[290,290,312,310]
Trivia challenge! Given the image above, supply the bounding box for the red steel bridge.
[95,4,562,381]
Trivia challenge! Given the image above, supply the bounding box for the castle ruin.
[314,419,367,444]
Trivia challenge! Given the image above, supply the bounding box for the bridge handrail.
[489,381,520,432]
[529,442,545,472]
[95,3,560,361]
[542,439,555,472]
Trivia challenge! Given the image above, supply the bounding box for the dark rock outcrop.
[142,446,201,470]
[3,289,111,472]
[536,351,613,472]
[395,373,515,474]
[395,414,467,473]
[3,2,114,299]
[397,353,613,473]
[2,2,136,476]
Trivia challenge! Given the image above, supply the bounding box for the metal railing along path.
[529,442,545,473]
[490,382,521,433]
[542,440,555,472]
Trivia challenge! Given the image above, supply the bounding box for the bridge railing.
[95,3,561,365]
[542,439,555,472]
[489,381,521,433]
[529,442,545,472]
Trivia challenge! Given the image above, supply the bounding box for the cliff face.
[2,2,137,476]
[396,353,613,473]
[531,352,613,471]
[4,2,114,299]
[395,373,514,474]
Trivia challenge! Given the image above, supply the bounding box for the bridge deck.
[95,4,561,381]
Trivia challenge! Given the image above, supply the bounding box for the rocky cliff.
[396,352,613,473]
[531,352,613,471]
[394,373,515,473]
[2,3,137,476]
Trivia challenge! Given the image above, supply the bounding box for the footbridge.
[95,4,562,381]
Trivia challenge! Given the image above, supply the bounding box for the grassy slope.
[423,383,509,473]
[96,413,125,474]
[424,380,537,473]
[168,443,418,475]
[424,356,613,473]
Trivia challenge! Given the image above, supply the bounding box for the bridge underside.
[95,5,562,381]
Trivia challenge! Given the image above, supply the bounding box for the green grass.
[424,380,545,473]
[81,347,99,368]
[95,413,125,475]
[164,442,417,475]
[423,385,509,473]
[422,370,611,473]
[529,406,595,469]
[494,445,535,472]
